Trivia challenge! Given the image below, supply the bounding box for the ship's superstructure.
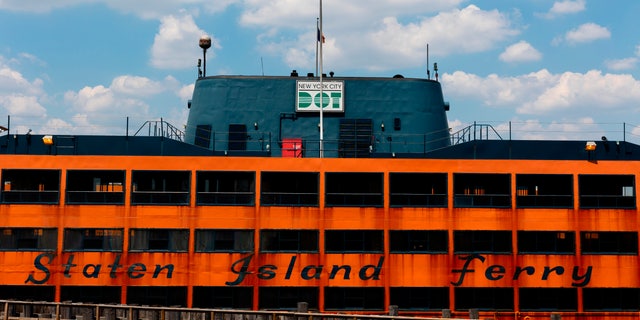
[1,71,640,320]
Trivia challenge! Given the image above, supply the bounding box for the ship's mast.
[319,0,324,158]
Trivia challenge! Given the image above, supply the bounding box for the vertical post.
[318,0,324,158]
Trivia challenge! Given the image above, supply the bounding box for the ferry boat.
[1,48,640,320]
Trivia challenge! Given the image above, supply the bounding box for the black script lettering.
[571,266,592,287]
[513,266,535,280]
[485,264,505,281]
[127,263,146,279]
[63,254,77,278]
[108,254,123,278]
[285,256,296,279]
[302,265,323,280]
[451,254,485,286]
[83,264,101,278]
[152,264,174,278]
[258,265,277,280]
[329,265,351,280]
[226,254,253,286]
[25,253,54,284]
[359,257,384,280]
[542,266,564,280]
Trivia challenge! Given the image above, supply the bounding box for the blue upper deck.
[184,73,451,157]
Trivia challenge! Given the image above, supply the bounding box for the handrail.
[133,119,184,142]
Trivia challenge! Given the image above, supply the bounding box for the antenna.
[199,35,212,77]
[426,43,430,80]
[261,57,264,76]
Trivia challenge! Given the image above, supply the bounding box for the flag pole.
[319,0,324,158]
[316,18,319,78]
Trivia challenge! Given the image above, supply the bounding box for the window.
[390,287,449,310]
[66,170,125,204]
[325,230,383,253]
[389,230,447,253]
[61,286,121,304]
[517,231,575,254]
[1,169,60,204]
[454,173,511,208]
[583,288,640,311]
[195,229,253,252]
[579,174,635,209]
[260,230,318,252]
[454,230,512,254]
[515,174,573,208]
[260,172,319,206]
[454,287,513,311]
[63,229,123,251]
[325,172,383,207]
[519,288,577,311]
[0,228,57,251]
[259,287,318,310]
[196,171,254,205]
[131,170,190,205]
[0,285,55,301]
[126,286,187,307]
[193,286,253,309]
[129,229,188,252]
[324,287,384,310]
[389,173,447,207]
[581,231,638,254]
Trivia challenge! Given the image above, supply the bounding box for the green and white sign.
[296,80,344,112]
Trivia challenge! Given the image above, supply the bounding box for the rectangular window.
[581,231,638,254]
[454,287,514,311]
[453,173,511,208]
[66,170,125,204]
[519,288,577,311]
[195,229,253,252]
[260,230,318,252]
[1,169,60,204]
[193,286,253,309]
[259,287,318,310]
[579,174,636,209]
[60,286,121,304]
[325,287,384,310]
[196,171,255,205]
[0,228,57,251]
[63,229,123,252]
[126,286,187,307]
[454,230,512,254]
[389,230,447,253]
[583,288,640,311]
[325,230,383,253]
[0,286,55,301]
[515,174,573,208]
[129,229,189,252]
[131,170,190,205]
[389,287,449,310]
[325,172,383,207]
[260,172,319,206]
[389,173,447,207]
[517,231,575,254]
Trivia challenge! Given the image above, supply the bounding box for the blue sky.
[1,0,640,142]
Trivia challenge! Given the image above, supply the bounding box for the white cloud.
[150,13,218,69]
[442,69,640,118]
[111,75,177,97]
[499,41,542,63]
[563,23,611,44]
[542,0,586,18]
[635,44,640,57]
[605,58,638,71]
[0,95,47,118]
[262,4,519,72]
